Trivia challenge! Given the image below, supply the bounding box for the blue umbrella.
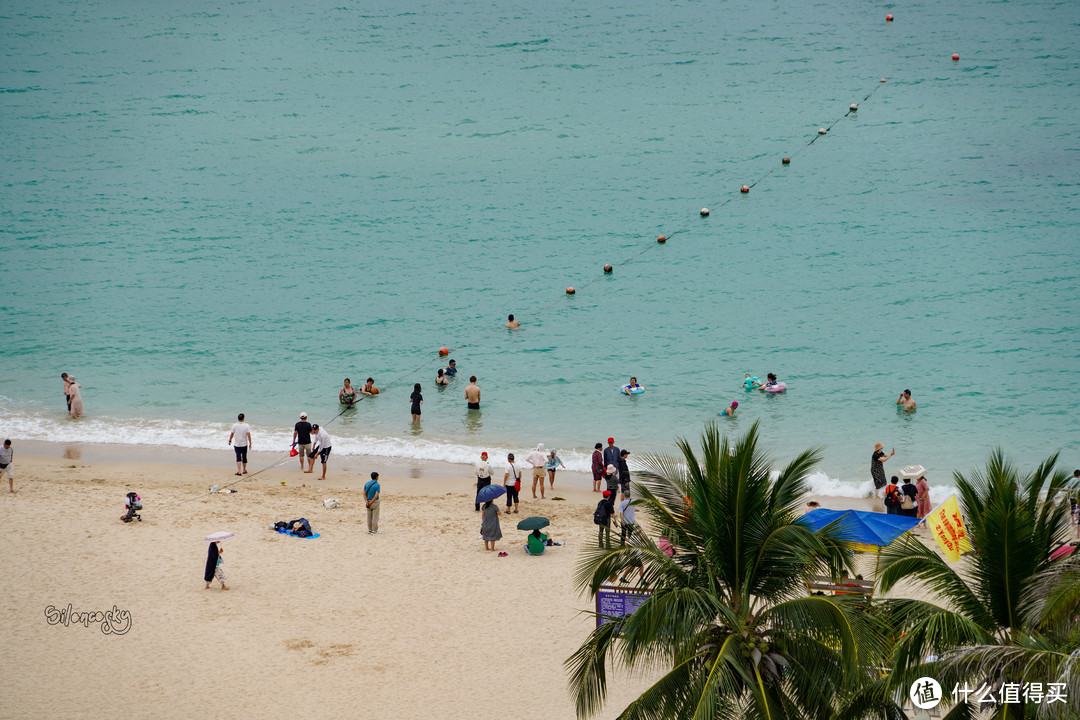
[476,484,506,503]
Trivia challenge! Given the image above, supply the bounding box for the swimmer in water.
[761,373,779,390]
[896,389,916,412]
[435,368,449,386]
[722,401,738,417]
[339,378,357,405]
[742,374,755,390]
[622,377,645,395]
[360,377,378,395]
[505,314,520,329]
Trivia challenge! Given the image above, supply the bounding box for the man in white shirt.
[311,424,332,480]
[618,489,636,546]
[228,413,252,476]
[525,443,548,500]
[474,451,492,511]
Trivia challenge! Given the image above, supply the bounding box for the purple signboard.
[596,587,651,628]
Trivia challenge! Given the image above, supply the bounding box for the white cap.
[300,412,308,419]
[606,464,616,473]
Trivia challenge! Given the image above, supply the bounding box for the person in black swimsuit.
[410,383,423,421]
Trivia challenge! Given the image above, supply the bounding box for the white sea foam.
[0,407,959,501]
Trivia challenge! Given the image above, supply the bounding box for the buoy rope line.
[535,78,888,308]
[165,79,887,509]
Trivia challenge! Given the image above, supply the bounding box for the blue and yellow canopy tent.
[798,509,923,596]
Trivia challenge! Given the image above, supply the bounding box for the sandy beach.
[0,447,927,719]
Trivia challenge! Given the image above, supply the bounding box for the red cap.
[602,490,611,497]
[481,452,488,457]
[607,437,614,443]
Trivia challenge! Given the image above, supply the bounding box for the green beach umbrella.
[516,516,550,531]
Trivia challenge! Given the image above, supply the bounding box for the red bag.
[515,480,521,492]
[289,447,299,457]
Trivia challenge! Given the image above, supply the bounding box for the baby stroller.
[122,492,142,523]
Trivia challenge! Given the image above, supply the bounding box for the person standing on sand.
[410,383,423,422]
[481,500,502,551]
[228,413,252,476]
[896,389,916,412]
[475,451,492,511]
[618,489,636,546]
[61,373,72,412]
[871,442,894,503]
[526,443,548,499]
[595,490,615,549]
[603,438,620,471]
[204,541,228,590]
[67,377,84,419]
[916,475,932,519]
[604,464,620,496]
[545,449,565,489]
[504,452,521,514]
[465,376,481,410]
[900,477,919,517]
[1,440,14,493]
[505,314,520,329]
[618,450,631,494]
[365,472,381,534]
[293,412,313,472]
[591,443,604,493]
[311,424,331,480]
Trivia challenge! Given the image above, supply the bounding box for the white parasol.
[204,531,236,542]
[898,465,926,480]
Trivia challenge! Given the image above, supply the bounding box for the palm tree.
[566,422,892,719]
[877,449,1077,718]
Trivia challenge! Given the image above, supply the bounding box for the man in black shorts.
[312,424,332,481]
[293,412,313,472]
[503,452,521,514]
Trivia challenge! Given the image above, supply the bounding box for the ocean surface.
[2,0,1078,496]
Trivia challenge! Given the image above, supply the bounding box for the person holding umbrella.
[204,532,234,590]
[481,499,502,552]
[517,516,552,555]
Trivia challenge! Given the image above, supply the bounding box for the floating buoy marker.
[700,208,709,216]
[740,185,749,193]
[885,14,893,21]
[850,104,858,112]
[603,264,613,273]
[566,287,576,294]
[782,156,791,164]
[438,347,449,356]
[880,78,887,83]
[952,53,959,61]
[818,128,827,135]
[657,235,666,243]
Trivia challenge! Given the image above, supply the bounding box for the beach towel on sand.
[276,528,321,539]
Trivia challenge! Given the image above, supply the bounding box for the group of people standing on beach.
[870,441,932,518]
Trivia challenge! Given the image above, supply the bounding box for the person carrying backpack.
[594,490,615,548]
[883,477,902,515]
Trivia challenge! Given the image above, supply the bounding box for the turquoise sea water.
[2,0,1078,493]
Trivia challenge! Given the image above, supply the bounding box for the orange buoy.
[700,208,709,216]
[781,156,791,164]
[438,347,449,356]
[952,53,959,61]
[849,103,858,112]
[603,264,613,273]
[740,185,749,193]
[657,235,666,243]
[880,78,887,83]
[818,128,827,135]
[885,13,893,21]
[566,287,576,294]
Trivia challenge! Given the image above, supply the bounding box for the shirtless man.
[896,389,916,412]
[505,314,520,329]
[465,376,481,410]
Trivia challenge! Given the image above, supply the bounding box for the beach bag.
[884,486,900,507]
[901,493,915,510]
